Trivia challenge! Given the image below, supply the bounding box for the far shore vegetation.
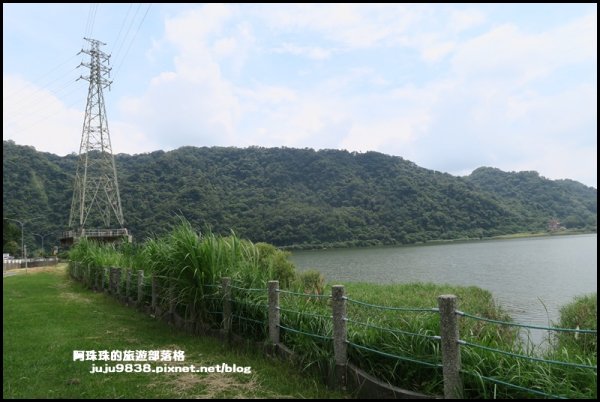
[284,227,596,251]
[3,141,597,258]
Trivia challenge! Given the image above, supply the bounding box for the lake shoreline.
[283,228,596,252]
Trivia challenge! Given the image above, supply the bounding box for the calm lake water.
[290,234,597,329]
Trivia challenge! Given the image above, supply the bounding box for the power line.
[7,69,79,112]
[113,4,152,81]
[84,4,94,37]
[112,3,142,65]
[5,78,81,126]
[112,3,133,56]
[3,94,86,141]
[84,3,99,38]
[89,4,99,38]
[7,3,97,128]
[4,54,78,99]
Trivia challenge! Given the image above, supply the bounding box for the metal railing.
[61,228,129,239]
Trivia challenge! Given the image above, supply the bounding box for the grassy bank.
[2,267,346,399]
[339,283,596,398]
[556,293,597,356]
[63,221,597,398]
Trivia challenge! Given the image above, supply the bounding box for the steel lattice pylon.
[68,38,124,230]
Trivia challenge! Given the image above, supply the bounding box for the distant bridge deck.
[60,228,132,247]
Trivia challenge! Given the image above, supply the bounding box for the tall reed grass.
[68,221,596,398]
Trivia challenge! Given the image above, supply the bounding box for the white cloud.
[407,9,597,187]
[451,12,597,86]
[419,38,457,63]
[3,75,82,155]
[257,4,420,48]
[240,91,349,149]
[121,5,596,187]
[505,83,597,142]
[163,4,235,51]
[110,120,158,155]
[238,84,297,105]
[341,113,430,153]
[273,43,332,60]
[3,74,158,156]
[120,4,242,148]
[4,3,596,190]
[510,141,597,187]
[449,9,486,33]
[213,36,237,58]
[257,5,484,65]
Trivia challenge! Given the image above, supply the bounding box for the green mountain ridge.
[3,140,596,254]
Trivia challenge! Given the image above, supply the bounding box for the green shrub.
[256,242,296,288]
[554,293,597,356]
[295,269,325,295]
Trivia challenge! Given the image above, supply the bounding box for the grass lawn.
[3,265,347,398]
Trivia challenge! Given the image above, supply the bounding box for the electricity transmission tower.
[61,38,130,246]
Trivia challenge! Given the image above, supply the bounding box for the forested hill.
[3,140,597,253]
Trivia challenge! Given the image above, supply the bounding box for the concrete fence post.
[268,280,280,346]
[332,285,347,389]
[151,274,159,313]
[137,270,144,306]
[221,277,232,338]
[438,294,463,399]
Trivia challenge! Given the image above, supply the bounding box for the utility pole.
[62,37,130,247]
[34,233,51,257]
[69,37,124,231]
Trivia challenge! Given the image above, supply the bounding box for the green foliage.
[3,219,21,255]
[457,292,597,399]
[67,237,122,268]
[295,269,326,295]
[3,141,597,251]
[68,220,296,325]
[557,293,597,331]
[467,167,597,232]
[554,293,597,356]
[256,242,296,288]
[3,240,19,256]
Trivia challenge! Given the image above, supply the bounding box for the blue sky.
[3,3,597,187]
